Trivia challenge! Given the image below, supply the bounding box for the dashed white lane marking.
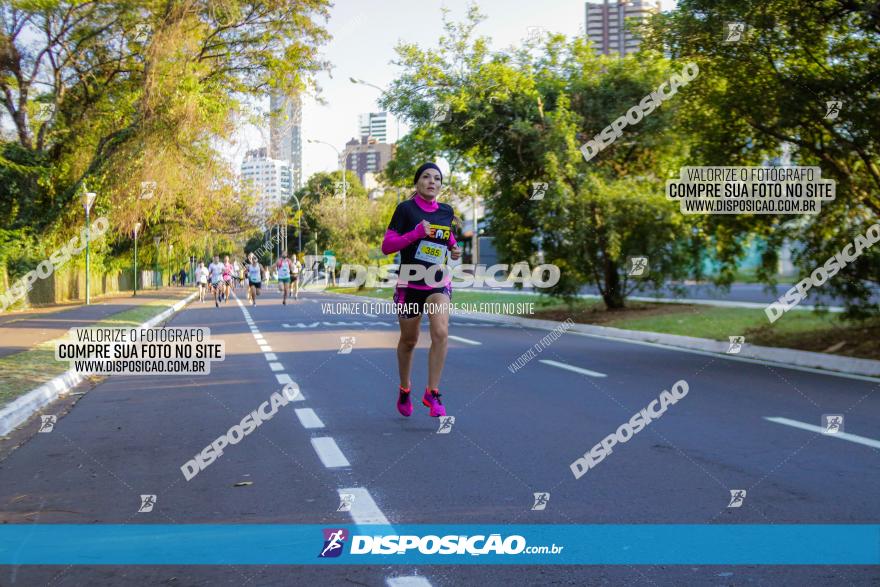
[284,381,304,401]
[243,295,431,587]
[294,408,325,429]
[338,487,390,525]
[765,417,880,449]
[311,437,350,468]
[448,335,481,346]
[539,359,607,378]
[386,577,432,587]
[254,336,266,343]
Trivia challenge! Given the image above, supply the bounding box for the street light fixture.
[133,222,142,297]
[82,190,97,304]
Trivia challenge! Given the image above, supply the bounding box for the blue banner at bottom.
[0,525,877,565]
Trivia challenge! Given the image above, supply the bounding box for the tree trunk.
[602,258,625,309]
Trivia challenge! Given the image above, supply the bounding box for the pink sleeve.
[381,224,427,255]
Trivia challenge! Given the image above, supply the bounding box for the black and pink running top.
[382,194,457,289]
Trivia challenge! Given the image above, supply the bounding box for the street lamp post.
[307,138,348,211]
[153,236,161,289]
[349,77,401,203]
[168,243,173,287]
[291,194,302,253]
[133,222,142,296]
[82,191,97,304]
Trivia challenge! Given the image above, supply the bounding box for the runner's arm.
[381,223,428,255]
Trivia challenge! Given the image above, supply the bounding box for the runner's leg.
[425,292,451,390]
[396,314,421,389]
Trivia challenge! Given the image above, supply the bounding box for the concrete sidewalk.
[0,287,194,358]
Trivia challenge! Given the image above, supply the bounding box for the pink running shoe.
[397,386,413,417]
[422,388,446,417]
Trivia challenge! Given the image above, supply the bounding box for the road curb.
[328,292,880,379]
[0,292,198,436]
[465,287,845,312]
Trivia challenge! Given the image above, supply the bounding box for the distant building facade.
[269,92,303,191]
[343,136,395,186]
[585,0,660,56]
[357,112,388,144]
[240,147,292,222]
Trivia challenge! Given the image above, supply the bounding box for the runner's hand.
[450,246,462,260]
[418,219,433,237]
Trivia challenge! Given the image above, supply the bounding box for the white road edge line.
[539,359,607,378]
[570,331,880,384]
[386,577,432,587]
[338,487,390,525]
[311,437,350,468]
[448,335,482,346]
[764,416,880,449]
[294,408,324,429]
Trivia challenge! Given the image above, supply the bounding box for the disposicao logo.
[319,528,348,558]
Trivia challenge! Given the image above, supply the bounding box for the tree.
[381,6,701,308]
[293,170,395,267]
[644,0,880,316]
[0,0,330,287]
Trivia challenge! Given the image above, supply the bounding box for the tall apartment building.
[585,0,660,56]
[240,147,292,222]
[269,92,303,191]
[357,112,388,144]
[343,136,394,188]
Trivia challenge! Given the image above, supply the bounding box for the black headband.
[413,162,442,185]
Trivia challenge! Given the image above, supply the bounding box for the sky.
[229,0,677,180]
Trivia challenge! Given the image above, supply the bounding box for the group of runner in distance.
[190,162,458,418]
[193,252,301,308]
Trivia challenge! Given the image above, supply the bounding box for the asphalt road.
[0,286,877,586]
